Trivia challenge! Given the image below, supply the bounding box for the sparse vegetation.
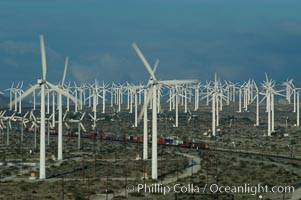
[0,102,300,199]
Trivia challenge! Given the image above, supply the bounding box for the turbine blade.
[132,43,157,81]
[137,87,154,124]
[64,122,70,129]
[23,111,29,119]
[61,56,69,86]
[47,81,79,108]
[11,84,40,107]
[80,122,86,132]
[187,116,191,123]
[1,110,6,117]
[30,123,35,130]
[30,111,37,122]
[153,59,159,74]
[40,35,47,80]
[88,113,94,120]
[63,110,68,120]
[48,113,53,120]
[159,80,198,85]
[259,95,267,104]
[80,112,86,121]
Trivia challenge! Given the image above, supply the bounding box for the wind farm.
[0,35,300,200]
[1,1,301,199]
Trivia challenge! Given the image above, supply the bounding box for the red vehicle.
[99,133,106,140]
[89,132,96,139]
[179,140,190,148]
[157,137,165,145]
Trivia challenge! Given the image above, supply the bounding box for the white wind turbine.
[113,83,125,112]
[129,85,139,127]
[259,74,284,136]
[167,85,188,128]
[6,82,14,110]
[88,111,101,131]
[87,80,104,130]
[203,74,227,137]
[204,81,211,106]
[66,112,86,149]
[29,110,53,147]
[13,111,29,142]
[293,85,298,113]
[5,82,22,112]
[16,82,24,114]
[12,35,78,179]
[87,80,103,113]
[0,112,16,145]
[296,89,300,126]
[29,110,39,149]
[237,80,252,113]
[132,42,197,180]
[242,80,252,112]
[282,79,294,104]
[238,84,243,113]
[101,81,109,114]
[65,82,72,111]
[291,88,301,126]
[12,82,19,112]
[0,111,6,132]
[251,80,260,126]
[191,82,201,111]
[110,83,115,108]
[179,84,192,113]
[141,61,159,160]
[126,82,132,111]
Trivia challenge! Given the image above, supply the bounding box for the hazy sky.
[1,0,301,90]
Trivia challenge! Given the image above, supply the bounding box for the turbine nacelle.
[148,78,156,85]
[37,78,44,85]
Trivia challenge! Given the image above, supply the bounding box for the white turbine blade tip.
[132,42,157,80]
[40,35,47,80]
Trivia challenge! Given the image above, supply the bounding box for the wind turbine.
[282,79,294,104]
[132,42,197,180]
[251,80,260,126]
[203,73,227,137]
[259,74,284,136]
[13,111,29,142]
[140,62,159,160]
[187,109,198,124]
[167,85,188,127]
[0,111,6,132]
[5,82,14,110]
[88,111,103,130]
[12,35,78,179]
[56,56,70,161]
[0,112,16,145]
[292,88,301,126]
[191,82,201,111]
[66,112,86,149]
[296,89,300,126]
[29,110,39,149]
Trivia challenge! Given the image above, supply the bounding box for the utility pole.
[106,164,109,200]
[87,175,90,200]
[61,176,64,200]
[82,156,85,183]
[124,162,128,198]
